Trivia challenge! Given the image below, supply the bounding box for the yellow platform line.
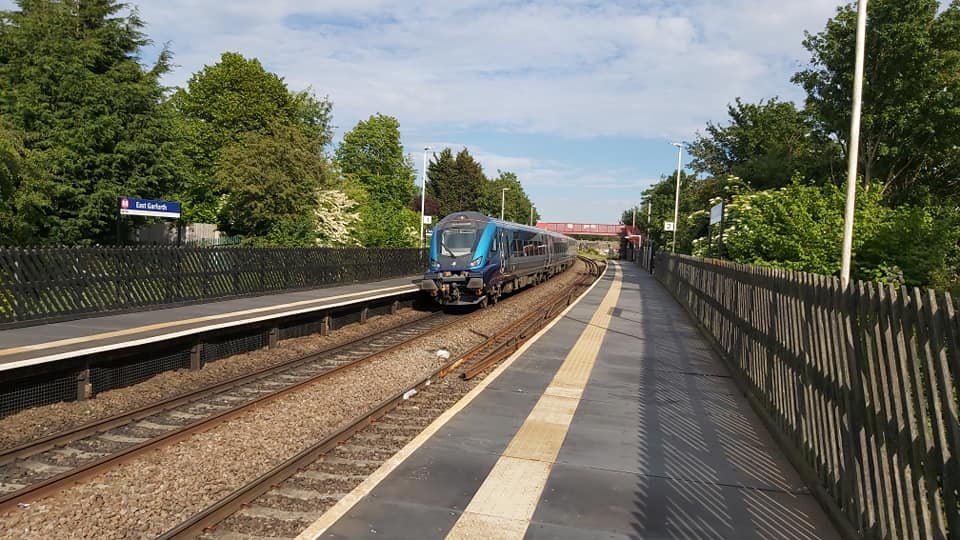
[0,284,415,358]
[295,263,612,540]
[446,262,623,540]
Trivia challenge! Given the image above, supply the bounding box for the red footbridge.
[535,222,642,246]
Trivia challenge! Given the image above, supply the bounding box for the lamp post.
[419,146,431,249]
[840,0,868,288]
[529,204,535,226]
[500,188,509,221]
[671,142,683,253]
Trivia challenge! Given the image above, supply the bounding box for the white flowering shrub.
[315,189,361,246]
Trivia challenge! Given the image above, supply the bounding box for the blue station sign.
[119,197,181,219]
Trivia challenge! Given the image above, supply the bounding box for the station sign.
[119,197,181,219]
[710,203,723,225]
[423,215,433,225]
[664,221,675,232]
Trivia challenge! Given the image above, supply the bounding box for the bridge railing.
[0,246,426,329]
[654,253,959,540]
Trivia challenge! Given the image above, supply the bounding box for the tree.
[171,52,332,222]
[793,0,960,203]
[426,148,487,218]
[355,201,419,247]
[407,191,441,218]
[215,122,327,244]
[334,114,416,206]
[0,0,185,244]
[477,171,538,224]
[688,98,841,189]
[631,170,727,253]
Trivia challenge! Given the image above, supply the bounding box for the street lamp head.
[502,187,509,193]
[424,146,431,152]
[671,142,683,148]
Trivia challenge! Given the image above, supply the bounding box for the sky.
[3,0,862,222]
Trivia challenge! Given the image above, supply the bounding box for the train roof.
[436,211,575,242]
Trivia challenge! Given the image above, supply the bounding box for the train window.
[513,239,525,257]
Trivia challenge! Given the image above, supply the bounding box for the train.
[419,211,578,307]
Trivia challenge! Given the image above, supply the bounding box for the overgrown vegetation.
[623,0,960,291]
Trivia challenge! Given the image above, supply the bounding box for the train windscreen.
[439,226,479,257]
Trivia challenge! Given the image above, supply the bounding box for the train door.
[500,229,515,273]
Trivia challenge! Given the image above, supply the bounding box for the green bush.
[720,181,959,289]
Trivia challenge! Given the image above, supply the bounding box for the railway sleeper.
[295,469,369,483]
[315,457,382,472]
[349,431,412,446]
[234,505,322,524]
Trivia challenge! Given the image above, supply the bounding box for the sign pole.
[706,223,712,258]
[718,206,725,259]
[116,197,122,246]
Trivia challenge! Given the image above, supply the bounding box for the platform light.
[840,0,868,288]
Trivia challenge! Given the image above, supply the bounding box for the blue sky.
[3,0,867,222]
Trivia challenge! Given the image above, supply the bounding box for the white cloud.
[123,0,845,140]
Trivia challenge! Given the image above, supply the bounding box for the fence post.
[75,361,91,401]
[190,341,203,371]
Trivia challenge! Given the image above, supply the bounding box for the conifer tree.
[0,0,184,244]
[426,148,487,218]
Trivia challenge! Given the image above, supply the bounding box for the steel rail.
[159,258,603,539]
[0,310,443,467]
[0,311,459,512]
[457,256,603,380]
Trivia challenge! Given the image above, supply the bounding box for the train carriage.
[420,211,578,307]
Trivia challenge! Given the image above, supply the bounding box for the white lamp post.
[529,204,535,226]
[671,142,683,253]
[840,0,868,288]
[500,188,509,221]
[419,147,431,249]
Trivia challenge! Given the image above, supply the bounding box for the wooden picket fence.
[0,246,426,328]
[654,253,959,540]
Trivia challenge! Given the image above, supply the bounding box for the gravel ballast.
[0,262,588,538]
[0,308,431,451]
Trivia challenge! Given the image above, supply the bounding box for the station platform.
[300,261,840,539]
[0,275,420,373]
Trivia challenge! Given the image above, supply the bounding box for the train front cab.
[420,214,497,306]
[421,214,576,307]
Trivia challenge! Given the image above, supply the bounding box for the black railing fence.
[0,246,426,328]
[654,253,959,540]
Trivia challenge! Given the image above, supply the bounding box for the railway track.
[161,256,604,539]
[0,310,458,511]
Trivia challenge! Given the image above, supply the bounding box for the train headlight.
[429,260,440,270]
[469,257,483,268]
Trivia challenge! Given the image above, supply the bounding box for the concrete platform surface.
[306,262,839,540]
[0,275,420,371]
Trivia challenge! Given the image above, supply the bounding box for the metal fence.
[0,246,425,328]
[654,253,959,540]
